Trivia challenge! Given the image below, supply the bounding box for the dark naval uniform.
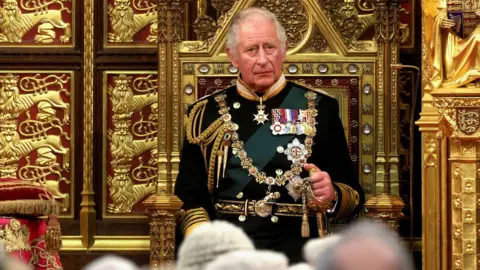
[175,75,364,262]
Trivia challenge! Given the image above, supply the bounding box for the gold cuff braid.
[181,207,210,235]
[333,183,360,219]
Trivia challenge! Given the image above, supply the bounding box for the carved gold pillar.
[144,0,187,267]
[372,0,388,195]
[365,0,405,231]
[388,0,400,195]
[418,0,444,268]
[427,93,480,270]
[80,0,96,248]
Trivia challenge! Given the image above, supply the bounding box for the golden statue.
[426,0,480,88]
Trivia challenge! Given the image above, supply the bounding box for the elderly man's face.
[227,18,286,92]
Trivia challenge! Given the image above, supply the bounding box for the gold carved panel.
[0,71,74,216]
[449,140,480,270]
[0,0,74,47]
[102,71,157,217]
[104,0,157,47]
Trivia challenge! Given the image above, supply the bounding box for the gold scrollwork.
[0,73,71,212]
[320,0,375,50]
[252,0,309,48]
[0,0,72,44]
[107,0,157,43]
[106,74,158,214]
[211,0,235,14]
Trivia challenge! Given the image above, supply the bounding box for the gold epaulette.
[184,87,232,194]
[290,80,335,99]
[333,182,361,220]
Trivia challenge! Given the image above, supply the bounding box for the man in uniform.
[175,7,364,262]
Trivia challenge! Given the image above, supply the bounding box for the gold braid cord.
[180,207,210,234]
[333,183,360,219]
[185,99,226,193]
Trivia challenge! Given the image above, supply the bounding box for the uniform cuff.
[331,183,360,219]
[181,207,210,235]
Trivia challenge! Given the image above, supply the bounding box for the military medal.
[284,138,308,165]
[253,96,269,125]
[270,108,309,135]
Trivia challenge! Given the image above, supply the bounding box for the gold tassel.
[45,214,62,253]
[301,192,310,238]
[316,212,328,237]
[216,150,223,188]
[222,145,228,178]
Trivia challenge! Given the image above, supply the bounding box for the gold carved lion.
[0,74,70,123]
[0,0,71,43]
[108,0,157,43]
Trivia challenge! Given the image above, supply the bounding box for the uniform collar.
[236,73,287,102]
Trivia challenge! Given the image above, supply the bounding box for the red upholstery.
[0,217,63,269]
[0,178,57,216]
[0,178,63,269]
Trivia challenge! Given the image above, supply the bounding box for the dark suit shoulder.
[289,80,336,100]
[187,85,236,110]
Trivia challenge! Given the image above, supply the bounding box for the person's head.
[205,250,289,270]
[226,7,287,92]
[82,255,138,270]
[177,221,255,270]
[315,221,414,270]
[303,234,342,266]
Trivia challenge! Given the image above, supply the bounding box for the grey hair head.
[226,7,287,55]
[315,221,414,270]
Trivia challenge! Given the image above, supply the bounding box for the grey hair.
[226,7,287,54]
[315,221,414,270]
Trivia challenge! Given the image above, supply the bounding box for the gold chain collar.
[214,90,318,188]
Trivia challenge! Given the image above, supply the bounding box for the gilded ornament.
[362,63,374,75]
[0,0,72,44]
[320,0,375,50]
[193,15,217,41]
[332,63,343,74]
[211,0,235,14]
[106,73,158,214]
[302,63,313,74]
[107,0,158,43]
[0,73,72,211]
[456,108,480,135]
[362,104,373,115]
[184,64,195,75]
[252,0,309,48]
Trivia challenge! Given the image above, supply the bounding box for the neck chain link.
[214,90,318,197]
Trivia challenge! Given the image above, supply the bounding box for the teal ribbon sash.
[218,86,321,197]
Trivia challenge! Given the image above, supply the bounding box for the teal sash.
[219,86,321,197]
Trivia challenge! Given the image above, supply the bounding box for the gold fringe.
[0,200,59,216]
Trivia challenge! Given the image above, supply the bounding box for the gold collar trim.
[236,74,286,102]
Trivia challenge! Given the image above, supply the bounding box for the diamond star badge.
[253,110,269,125]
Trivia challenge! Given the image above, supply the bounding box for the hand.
[440,18,456,29]
[476,10,480,17]
[304,163,335,203]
